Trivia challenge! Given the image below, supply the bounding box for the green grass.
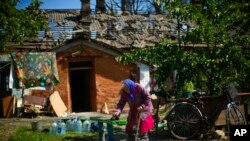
[8,126,99,141]
[7,124,126,141]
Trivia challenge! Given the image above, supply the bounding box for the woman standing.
[113,79,154,141]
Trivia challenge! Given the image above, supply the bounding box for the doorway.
[0,62,11,117]
[69,61,92,112]
[0,62,11,96]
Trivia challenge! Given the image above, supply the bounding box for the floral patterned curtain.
[10,52,59,88]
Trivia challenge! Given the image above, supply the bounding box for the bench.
[90,116,127,141]
[23,95,51,116]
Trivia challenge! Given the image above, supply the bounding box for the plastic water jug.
[66,118,72,131]
[49,120,57,135]
[61,120,66,134]
[76,119,83,133]
[83,120,91,132]
[56,120,63,135]
[72,117,78,132]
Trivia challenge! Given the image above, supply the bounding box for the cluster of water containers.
[49,117,92,135]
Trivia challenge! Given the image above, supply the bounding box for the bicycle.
[163,83,247,140]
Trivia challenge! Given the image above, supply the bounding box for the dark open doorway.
[0,62,11,117]
[69,61,92,112]
[0,62,11,96]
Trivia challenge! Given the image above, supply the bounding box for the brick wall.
[95,50,135,113]
[55,45,136,113]
[54,55,71,111]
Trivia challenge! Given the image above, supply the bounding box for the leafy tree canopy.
[116,0,250,97]
[0,0,48,52]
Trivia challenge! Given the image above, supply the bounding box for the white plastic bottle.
[49,120,57,135]
[83,119,91,132]
[56,120,62,135]
[72,117,78,132]
[66,118,71,132]
[76,119,83,133]
[61,120,66,134]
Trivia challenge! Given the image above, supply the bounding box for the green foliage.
[165,0,249,48]
[0,0,48,52]
[183,81,194,92]
[116,0,250,97]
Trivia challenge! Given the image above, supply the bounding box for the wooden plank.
[49,91,67,117]
[2,96,15,118]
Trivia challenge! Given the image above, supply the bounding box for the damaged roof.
[11,10,193,51]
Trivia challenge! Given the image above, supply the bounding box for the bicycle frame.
[164,86,246,140]
[166,96,226,135]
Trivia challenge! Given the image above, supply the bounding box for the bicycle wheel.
[226,103,247,125]
[167,102,203,140]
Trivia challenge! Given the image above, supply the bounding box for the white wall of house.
[136,62,150,91]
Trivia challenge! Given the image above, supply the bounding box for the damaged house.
[0,0,191,117]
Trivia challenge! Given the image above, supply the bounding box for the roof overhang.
[53,38,122,57]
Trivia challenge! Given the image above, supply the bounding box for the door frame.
[67,57,96,112]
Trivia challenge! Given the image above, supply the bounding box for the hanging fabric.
[10,52,59,89]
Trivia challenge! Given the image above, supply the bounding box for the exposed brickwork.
[54,55,71,111]
[55,45,136,113]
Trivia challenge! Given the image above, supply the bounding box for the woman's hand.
[137,106,143,112]
[113,110,120,116]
